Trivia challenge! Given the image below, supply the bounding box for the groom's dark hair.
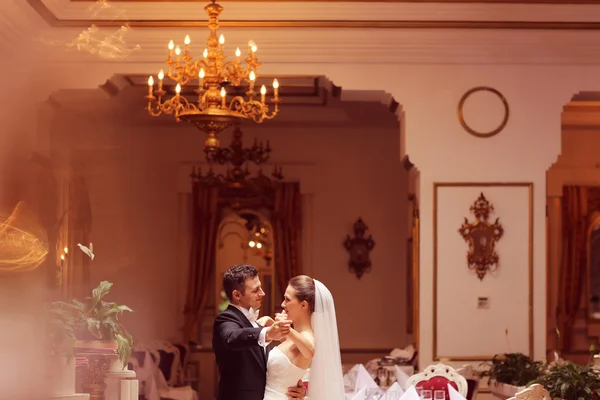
[223,264,259,300]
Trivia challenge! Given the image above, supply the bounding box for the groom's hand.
[257,316,275,327]
[266,319,292,342]
[286,379,306,400]
[274,312,289,323]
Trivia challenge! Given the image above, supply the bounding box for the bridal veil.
[310,279,345,400]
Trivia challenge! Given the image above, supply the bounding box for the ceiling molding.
[27,0,600,29]
[45,73,399,131]
[69,0,600,4]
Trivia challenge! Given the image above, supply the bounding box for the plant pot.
[75,339,118,352]
[75,340,122,371]
[47,357,76,396]
[489,382,525,399]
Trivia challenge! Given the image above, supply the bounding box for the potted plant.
[54,281,133,369]
[535,361,600,399]
[483,353,544,398]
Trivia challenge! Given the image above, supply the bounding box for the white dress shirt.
[231,304,270,348]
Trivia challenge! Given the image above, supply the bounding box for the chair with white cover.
[508,384,551,400]
[171,342,190,386]
[456,364,480,400]
[405,363,468,398]
[152,341,182,388]
[131,343,161,400]
[150,341,197,400]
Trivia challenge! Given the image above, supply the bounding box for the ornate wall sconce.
[458,193,504,280]
[343,218,375,279]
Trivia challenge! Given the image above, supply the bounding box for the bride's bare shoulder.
[300,329,315,344]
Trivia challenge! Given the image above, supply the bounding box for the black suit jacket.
[213,305,271,400]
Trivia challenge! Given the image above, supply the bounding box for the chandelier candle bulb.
[221,87,226,107]
[184,35,191,55]
[147,76,154,95]
[203,48,208,59]
[175,46,181,63]
[168,40,174,60]
[158,70,164,91]
[219,35,225,53]
[199,68,205,87]
[235,47,241,62]
[176,83,181,97]
[260,85,266,103]
[273,79,279,98]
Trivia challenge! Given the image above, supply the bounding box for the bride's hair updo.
[289,275,316,313]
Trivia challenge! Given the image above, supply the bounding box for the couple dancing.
[213,264,345,400]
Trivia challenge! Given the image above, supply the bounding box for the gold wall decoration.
[458,192,504,280]
[458,86,509,138]
[343,218,375,279]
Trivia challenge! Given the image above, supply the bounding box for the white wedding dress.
[263,347,307,400]
[263,280,345,400]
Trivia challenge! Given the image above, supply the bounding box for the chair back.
[405,363,468,398]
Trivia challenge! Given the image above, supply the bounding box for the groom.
[213,264,307,400]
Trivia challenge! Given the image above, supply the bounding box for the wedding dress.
[263,279,345,400]
[263,347,307,400]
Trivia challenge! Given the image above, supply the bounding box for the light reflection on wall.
[0,202,50,398]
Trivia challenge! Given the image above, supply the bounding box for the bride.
[258,275,345,400]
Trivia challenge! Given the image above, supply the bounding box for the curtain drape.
[272,182,303,294]
[183,182,220,343]
[557,186,589,350]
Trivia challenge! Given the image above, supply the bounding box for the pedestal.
[104,369,135,400]
[80,353,115,400]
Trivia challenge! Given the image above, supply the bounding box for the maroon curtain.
[272,182,303,294]
[557,186,589,350]
[183,182,220,343]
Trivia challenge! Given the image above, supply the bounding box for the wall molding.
[432,182,534,361]
[31,28,600,65]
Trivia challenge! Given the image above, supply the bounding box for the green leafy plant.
[46,302,78,361]
[218,290,230,312]
[54,281,133,368]
[482,353,544,387]
[535,361,600,400]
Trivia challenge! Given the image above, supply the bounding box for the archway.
[37,73,416,396]
[547,92,600,364]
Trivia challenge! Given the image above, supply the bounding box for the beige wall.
[42,103,410,349]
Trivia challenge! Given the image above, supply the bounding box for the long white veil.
[310,279,345,400]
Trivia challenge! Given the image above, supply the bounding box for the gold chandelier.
[145,0,280,152]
